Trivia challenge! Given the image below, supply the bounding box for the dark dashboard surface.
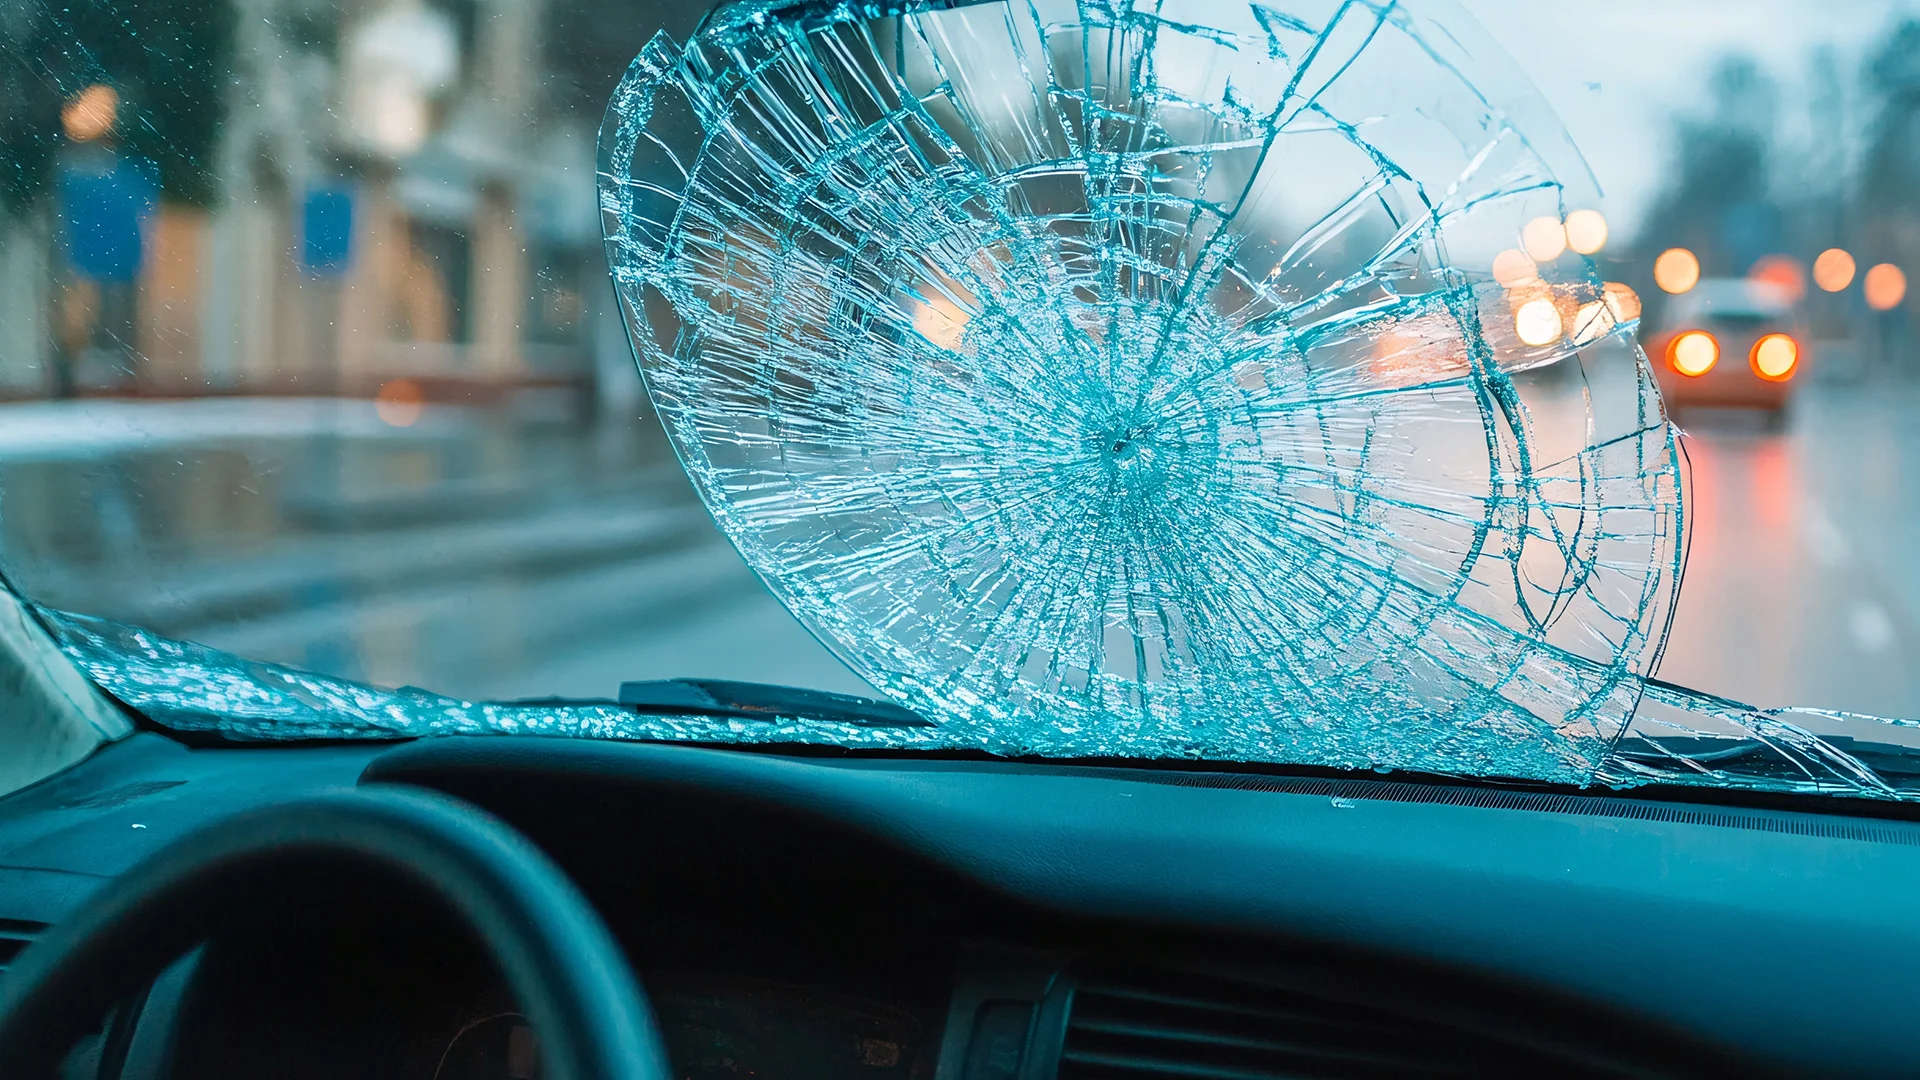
[4,732,1919,1077]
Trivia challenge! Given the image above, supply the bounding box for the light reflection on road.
[1659,383,1920,717]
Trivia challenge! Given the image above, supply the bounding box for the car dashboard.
[5,732,1920,1078]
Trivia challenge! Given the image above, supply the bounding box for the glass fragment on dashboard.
[40,606,955,750]
[41,602,1920,802]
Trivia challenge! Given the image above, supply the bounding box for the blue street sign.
[58,156,157,283]
[302,186,354,276]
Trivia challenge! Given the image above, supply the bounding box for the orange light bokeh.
[61,84,118,142]
[1366,314,1469,383]
[1513,298,1562,346]
[375,379,426,427]
[1570,300,1610,344]
[1668,331,1718,376]
[1653,248,1700,294]
[1750,333,1798,381]
[1865,263,1907,311]
[1521,216,1567,262]
[1746,255,1806,303]
[1812,248,1856,293]
[1564,209,1608,255]
[1491,248,1539,287]
[1602,282,1641,322]
[913,296,969,351]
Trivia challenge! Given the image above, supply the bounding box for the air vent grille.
[1056,962,1605,1079]
[0,919,46,978]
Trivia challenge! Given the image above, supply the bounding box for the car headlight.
[1750,333,1798,381]
[1668,331,1719,376]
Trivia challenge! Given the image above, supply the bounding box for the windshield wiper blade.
[617,679,935,730]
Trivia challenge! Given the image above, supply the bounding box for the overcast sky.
[1457,0,1911,242]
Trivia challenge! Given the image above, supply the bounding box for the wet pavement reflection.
[1660,380,1920,716]
[0,396,873,702]
[0,379,1914,716]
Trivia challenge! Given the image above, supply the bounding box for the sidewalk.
[0,396,469,462]
[0,397,788,697]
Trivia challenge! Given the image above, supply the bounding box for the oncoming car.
[1648,278,1807,423]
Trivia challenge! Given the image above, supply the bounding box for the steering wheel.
[0,786,673,1080]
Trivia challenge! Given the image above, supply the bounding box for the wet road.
[0,378,1914,717]
[1659,381,1920,717]
[0,396,876,703]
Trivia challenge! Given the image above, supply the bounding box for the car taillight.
[1750,333,1798,381]
[1667,330,1718,376]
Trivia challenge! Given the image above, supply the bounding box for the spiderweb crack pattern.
[597,0,1688,781]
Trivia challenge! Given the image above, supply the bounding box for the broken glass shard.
[598,0,1685,781]
[40,607,942,749]
[42,604,1920,802]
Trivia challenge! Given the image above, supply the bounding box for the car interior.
[5,0,1920,1077]
[4,702,1920,1078]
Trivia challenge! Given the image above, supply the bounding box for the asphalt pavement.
[1658,379,1920,717]
[0,376,1913,717]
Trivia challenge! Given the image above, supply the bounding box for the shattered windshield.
[601,0,1687,783]
[4,0,1920,800]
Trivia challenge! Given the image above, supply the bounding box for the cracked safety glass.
[598,0,1687,781]
[19,0,1920,804]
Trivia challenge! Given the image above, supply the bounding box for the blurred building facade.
[0,0,654,406]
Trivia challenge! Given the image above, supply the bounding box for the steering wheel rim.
[0,785,672,1080]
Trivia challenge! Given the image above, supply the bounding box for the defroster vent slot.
[0,918,47,978]
[1054,959,1653,1079]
